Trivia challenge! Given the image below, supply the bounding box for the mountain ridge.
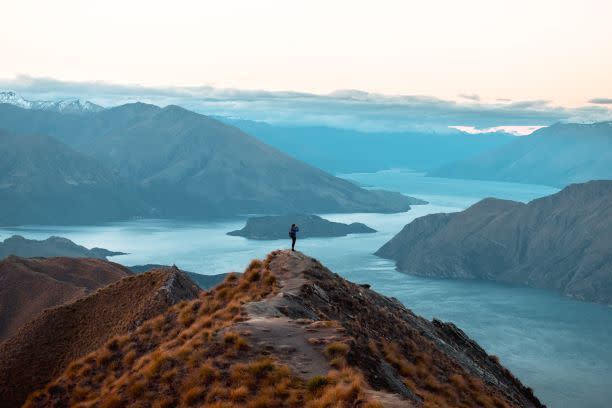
[376,180,612,303]
[0,91,103,114]
[22,250,542,408]
[0,103,422,225]
[0,256,131,341]
[0,265,200,407]
[429,121,612,186]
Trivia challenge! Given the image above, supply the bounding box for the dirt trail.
[237,250,415,407]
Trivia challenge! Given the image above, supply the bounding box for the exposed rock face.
[0,235,126,260]
[128,264,229,289]
[0,266,200,407]
[429,121,612,187]
[24,251,542,408]
[376,180,612,304]
[227,214,377,240]
[0,256,130,341]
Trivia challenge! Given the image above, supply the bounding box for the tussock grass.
[24,253,380,408]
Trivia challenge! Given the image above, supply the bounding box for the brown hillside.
[0,256,130,341]
[376,180,612,303]
[0,266,200,408]
[25,251,542,408]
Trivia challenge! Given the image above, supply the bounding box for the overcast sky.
[1,0,611,130]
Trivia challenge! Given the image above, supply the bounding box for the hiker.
[289,223,299,251]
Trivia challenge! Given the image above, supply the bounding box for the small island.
[227,214,376,240]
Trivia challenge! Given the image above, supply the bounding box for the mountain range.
[4,250,542,408]
[0,91,103,114]
[0,102,422,225]
[376,180,612,304]
[223,118,515,173]
[430,121,612,187]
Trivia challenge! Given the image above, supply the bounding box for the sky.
[1,0,612,131]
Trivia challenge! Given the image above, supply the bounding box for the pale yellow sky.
[1,0,611,107]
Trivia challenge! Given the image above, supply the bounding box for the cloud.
[458,93,480,101]
[1,75,611,132]
[589,97,612,105]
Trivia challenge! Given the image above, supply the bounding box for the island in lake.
[227,214,376,240]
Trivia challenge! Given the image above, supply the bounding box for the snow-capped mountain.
[0,91,32,109]
[0,91,104,114]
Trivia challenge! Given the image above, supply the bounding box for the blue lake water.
[2,171,610,408]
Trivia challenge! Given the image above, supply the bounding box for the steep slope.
[25,251,542,408]
[77,104,421,214]
[228,214,377,239]
[0,235,125,260]
[430,122,612,187]
[0,130,153,225]
[0,266,200,407]
[376,180,612,303]
[224,118,515,173]
[0,103,420,218]
[0,256,130,341]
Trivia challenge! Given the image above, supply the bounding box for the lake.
[2,171,610,408]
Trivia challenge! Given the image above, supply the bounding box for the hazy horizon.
[2,0,612,131]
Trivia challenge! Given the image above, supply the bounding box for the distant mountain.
[128,264,228,289]
[376,180,612,304]
[228,214,377,239]
[0,91,103,113]
[0,256,130,341]
[0,129,156,225]
[429,122,612,187]
[0,104,421,224]
[23,250,542,408]
[0,235,126,260]
[0,265,199,407]
[221,118,515,173]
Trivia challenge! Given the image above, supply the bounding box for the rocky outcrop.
[25,251,542,408]
[0,235,126,260]
[376,180,612,304]
[0,256,130,341]
[227,214,376,240]
[0,266,200,407]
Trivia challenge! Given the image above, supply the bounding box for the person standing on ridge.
[289,223,299,251]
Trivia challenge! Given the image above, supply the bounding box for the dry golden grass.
[24,254,379,408]
[379,339,511,408]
